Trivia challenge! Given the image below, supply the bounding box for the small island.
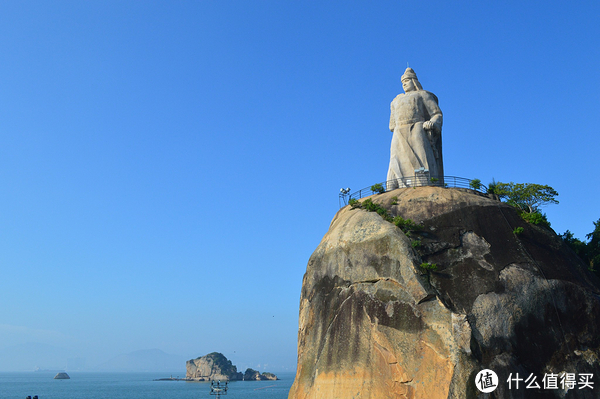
[53,372,70,380]
[243,368,278,381]
[185,352,278,381]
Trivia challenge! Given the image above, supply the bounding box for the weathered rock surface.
[289,187,600,398]
[186,352,242,381]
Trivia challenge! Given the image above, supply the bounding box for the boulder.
[289,187,600,398]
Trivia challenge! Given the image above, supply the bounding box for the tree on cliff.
[587,219,600,269]
[493,182,559,213]
[561,218,600,274]
[490,181,559,228]
[561,230,588,260]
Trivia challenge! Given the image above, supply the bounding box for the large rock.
[289,187,600,398]
[186,352,242,381]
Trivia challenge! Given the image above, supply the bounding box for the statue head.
[401,67,423,93]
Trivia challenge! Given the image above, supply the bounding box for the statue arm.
[427,113,443,132]
[422,92,443,132]
[389,102,396,132]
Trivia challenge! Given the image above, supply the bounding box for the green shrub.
[520,211,551,228]
[430,177,439,183]
[370,183,385,194]
[393,216,422,234]
[390,196,398,205]
[362,198,377,212]
[411,239,421,248]
[561,220,600,275]
[561,230,588,263]
[355,198,422,234]
[513,227,524,235]
[361,199,393,222]
[420,262,438,272]
[393,216,405,228]
[419,262,438,283]
[488,178,498,194]
[469,179,482,190]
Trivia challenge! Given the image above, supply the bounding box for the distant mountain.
[95,349,187,372]
[0,342,71,371]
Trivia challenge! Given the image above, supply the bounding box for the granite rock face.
[186,352,242,381]
[289,187,600,399]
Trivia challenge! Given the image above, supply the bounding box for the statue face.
[402,78,416,93]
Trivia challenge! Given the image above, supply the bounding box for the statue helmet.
[401,67,423,90]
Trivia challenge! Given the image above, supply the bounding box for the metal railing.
[339,175,488,207]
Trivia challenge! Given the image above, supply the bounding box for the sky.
[0,1,599,372]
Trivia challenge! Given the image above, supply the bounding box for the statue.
[387,67,443,189]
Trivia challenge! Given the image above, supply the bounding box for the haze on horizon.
[1,1,598,373]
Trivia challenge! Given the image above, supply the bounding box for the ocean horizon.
[0,371,296,399]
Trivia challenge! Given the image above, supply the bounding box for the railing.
[339,175,488,207]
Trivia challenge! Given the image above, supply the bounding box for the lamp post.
[339,187,351,207]
[210,380,228,397]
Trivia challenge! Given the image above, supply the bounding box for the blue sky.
[0,1,598,372]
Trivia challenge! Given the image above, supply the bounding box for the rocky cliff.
[186,352,242,381]
[289,187,600,399]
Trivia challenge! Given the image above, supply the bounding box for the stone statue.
[387,67,443,189]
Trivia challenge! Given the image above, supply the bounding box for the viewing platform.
[339,175,488,207]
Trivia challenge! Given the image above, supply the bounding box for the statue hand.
[423,120,434,130]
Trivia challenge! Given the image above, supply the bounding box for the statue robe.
[387,90,443,189]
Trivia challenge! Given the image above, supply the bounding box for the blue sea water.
[0,372,295,399]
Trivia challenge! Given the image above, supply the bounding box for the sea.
[0,371,296,399]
